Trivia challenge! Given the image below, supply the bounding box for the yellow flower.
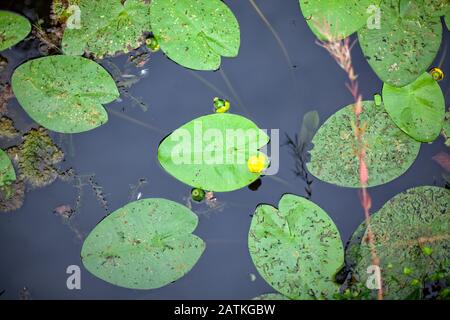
[247,154,268,173]
[213,97,230,113]
[429,67,444,81]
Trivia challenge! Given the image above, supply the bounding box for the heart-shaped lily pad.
[383,72,445,142]
[11,55,119,133]
[0,149,15,188]
[248,194,344,299]
[81,198,205,289]
[60,0,152,58]
[307,101,421,188]
[150,0,240,70]
[352,186,450,299]
[158,113,269,192]
[299,0,378,40]
[0,11,31,51]
[358,0,442,87]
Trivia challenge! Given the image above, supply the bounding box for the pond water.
[0,0,448,299]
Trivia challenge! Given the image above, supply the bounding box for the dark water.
[0,0,448,299]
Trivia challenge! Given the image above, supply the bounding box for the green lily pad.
[358,0,442,87]
[383,72,445,142]
[60,0,152,58]
[11,55,119,133]
[445,12,450,30]
[252,293,290,300]
[158,113,269,192]
[0,149,16,188]
[307,101,421,188]
[81,198,205,289]
[424,0,450,16]
[150,0,240,70]
[248,194,344,299]
[352,186,450,299]
[0,11,31,51]
[299,0,378,40]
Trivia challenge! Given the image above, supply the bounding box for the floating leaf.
[308,101,420,188]
[158,113,269,192]
[11,55,119,133]
[0,149,15,187]
[248,194,344,299]
[60,0,152,58]
[81,198,205,289]
[358,0,442,87]
[299,0,378,40]
[383,72,445,142]
[252,293,290,300]
[446,12,450,30]
[150,0,240,70]
[352,186,450,299]
[0,11,31,51]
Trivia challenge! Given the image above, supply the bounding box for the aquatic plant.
[8,127,64,188]
[248,194,344,300]
[307,101,420,188]
[11,55,119,133]
[349,186,449,299]
[300,0,448,87]
[382,72,446,142]
[252,293,289,300]
[285,110,320,198]
[299,0,379,40]
[150,0,240,70]
[158,113,269,192]
[0,179,25,213]
[0,11,31,51]
[0,148,16,190]
[0,117,19,139]
[81,198,205,289]
[56,0,152,58]
[358,0,444,87]
[0,82,13,116]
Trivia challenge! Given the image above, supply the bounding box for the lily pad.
[383,72,445,142]
[252,293,290,300]
[11,55,119,133]
[60,0,152,58]
[358,0,442,87]
[150,0,240,70]
[158,113,269,192]
[446,12,450,30]
[0,11,31,51]
[352,186,450,299]
[307,101,421,188]
[81,198,205,289]
[248,194,344,299]
[299,0,378,40]
[0,149,15,188]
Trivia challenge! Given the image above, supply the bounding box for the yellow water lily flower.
[247,154,268,173]
[213,97,230,113]
[429,67,444,81]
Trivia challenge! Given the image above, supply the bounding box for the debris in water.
[8,127,64,188]
[0,116,19,139]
